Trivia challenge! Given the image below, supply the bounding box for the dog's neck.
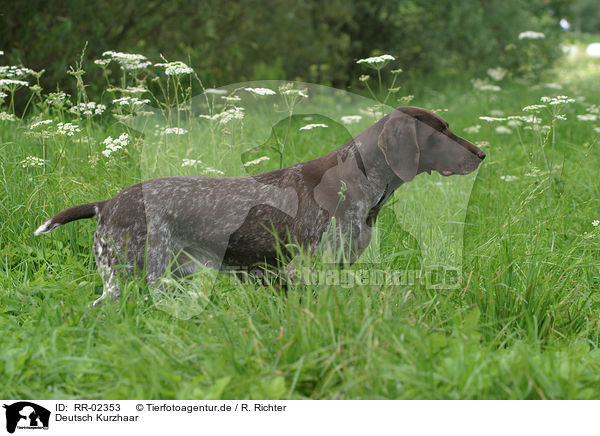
[339,121,404,207]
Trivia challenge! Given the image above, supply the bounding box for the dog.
[34,106,485,306]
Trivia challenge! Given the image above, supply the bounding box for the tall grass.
[1,41,600,399]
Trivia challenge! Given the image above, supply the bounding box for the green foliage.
[1,0,567,106]
[2,35,600,399]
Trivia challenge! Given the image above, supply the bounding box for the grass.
[2,39,600,399]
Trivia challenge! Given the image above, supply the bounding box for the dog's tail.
[33,201,108,236]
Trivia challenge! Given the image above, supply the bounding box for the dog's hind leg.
[92,232,121,307]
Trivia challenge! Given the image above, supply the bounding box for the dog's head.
[378,106,485,181]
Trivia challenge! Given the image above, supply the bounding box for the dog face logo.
[2,402,50,433]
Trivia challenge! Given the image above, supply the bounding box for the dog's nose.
[476,150,486,160]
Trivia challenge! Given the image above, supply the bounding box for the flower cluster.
[243,156,270,167]
[0,112,17,121]
[522,104,547,112]
[245,87,276,96]
[155,61,194,76]
[20,156,46,168]
[0,66,34,78]
[341,115,362,125]
[356,54,395,70]
[164,127,188,135]
[112,96,151,106]
[200,167,225,176]
[487,67,507,81]
[577,114,598,121]
[182,159,202,167]
[540,95,575,105]
[472,79,501,92]
[45,91,70,108]
[102,133,130,157]
[69,102,106,116]
[181,159,224,175]
[101,51,152,70]
[200,107,245,124]
[30,119,53,129]
[56,122,80,136]
[0,79,29,87]
[464,125,481,134]
[280,89,308,98]
[299,123,328,131]
[518,31,545,40]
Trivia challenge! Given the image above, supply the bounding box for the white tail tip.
[34,219,60,236]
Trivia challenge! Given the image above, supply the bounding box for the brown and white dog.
[34,107,485,306]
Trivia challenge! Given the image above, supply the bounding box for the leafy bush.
[1,0,567,106]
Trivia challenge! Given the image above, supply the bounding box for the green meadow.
[2,39,600,399]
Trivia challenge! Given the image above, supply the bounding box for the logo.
[3,402,50,434]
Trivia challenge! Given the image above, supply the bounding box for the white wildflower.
[69,101,106,116]
[500,175,518,181]
[56,122,80,136]
[587,105,600,115]
[0,66,34,78]
[94,59,111,67]
[472,79,501,91]
[281,89,308,98]
[508,114,540,124]
[45,91,69,107]
[0,79,28,87]
[593,220,600,227]
[523,104,546,112]
[221,95,241,102]
[243,156,270,167]
[555,114,567,121]
[594,127,600,134]
[356,54,395,69]
[200,167,225,176]
[0,112,17,121]
[507,119,523,127]
[586,43,600,58]
[341,115,363,124]
[155,61,194,76]
[102,51,151,70]
[102,133,130,157]
[204,88,227,95]
[541,95,575,105]
[479,116,506,122]
[487,67,507,81]
[359,106,384,118]
[0,50,3,56]
[0,92,6,98]
[182,158,202,167]
[244,87,276,96]
[577,114,598,121]
[464,125,481,134]
[561,44,578,56]
[20,156,45,167]
[112,96,150,106]
[164,127,188,135]
[30,119,53,129]
[299,123,328,131]
[495,126,512,134]
[212,107,245,124]
[518,31,545,40]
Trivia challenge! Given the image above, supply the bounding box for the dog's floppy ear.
[377,114,420,182]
